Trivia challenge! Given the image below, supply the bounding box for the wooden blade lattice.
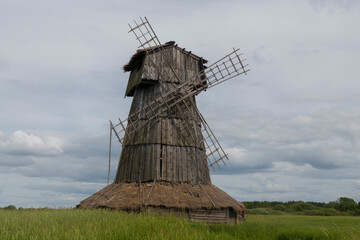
[128,17,161,50]
[111,17,249,169]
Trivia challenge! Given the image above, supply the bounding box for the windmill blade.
[185,97,228,169]
[115,85,228,170]
[164,89,228,170]
[178,48,250,97]
[111,17,248,172]
[125,18,249,131]
[128,17,161,50]
[128,17,250,91]
[112,48,249,144]
[197,109,229,169]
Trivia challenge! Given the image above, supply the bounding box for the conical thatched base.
[77,182,246,224]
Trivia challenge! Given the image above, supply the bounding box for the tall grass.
[0,209,360,239]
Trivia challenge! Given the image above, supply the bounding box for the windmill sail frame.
[109,17,249,173]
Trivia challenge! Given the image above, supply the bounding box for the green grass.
[1,209,360,239]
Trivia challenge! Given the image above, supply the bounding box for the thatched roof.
[77,182,245,215]
[123,41,208,72]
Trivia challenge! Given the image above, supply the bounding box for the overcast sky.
[1,0,359,207]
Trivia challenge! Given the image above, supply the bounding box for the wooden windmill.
[78,17,249,224]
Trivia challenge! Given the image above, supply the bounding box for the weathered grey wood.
[181,147,188,182]
[161,145,166,180]
[116,145,210,183]
[123,147,131,182]
[130,146,138,182]
[141,144,146,181]
[166,145,170,181]
[114,45,211,184]
[144,145,150,181]
[170,145,174,182]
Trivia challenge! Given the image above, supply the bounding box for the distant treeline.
[243,197,360,216]
[2,197,360,217]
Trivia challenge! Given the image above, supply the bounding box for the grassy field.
[0,209,360,239]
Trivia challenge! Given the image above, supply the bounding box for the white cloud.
[0,131,64,156]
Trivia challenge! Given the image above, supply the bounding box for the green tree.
[325,201,339,209]
[244,202,255,209]
[273,204,286,211]
[3,205,16,210]
[336,197,357,211]
[290,201,317,212]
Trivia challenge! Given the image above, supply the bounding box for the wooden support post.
[108,121,112,185]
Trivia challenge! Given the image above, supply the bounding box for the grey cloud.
[18,155,112,183]
[0,154,34,167]
[26,182,104,196]
[0,59,10,70]
[64,134,111,158]
[308,0,360,12]
[209,108,360,176]
[17,146,119,183]
[212,172,358,202]
[230,183,294,194]
[251,46,274,64]
[212,162,274,175]
[300,167,360,180]
[0,130,120,184]
[291,49,319,56]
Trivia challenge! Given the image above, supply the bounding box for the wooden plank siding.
[115,143,210,184]
[141,46,203,84]
[189,209,229,224]
[114,45,211,184]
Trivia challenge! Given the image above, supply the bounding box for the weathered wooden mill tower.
[78,17,249,224]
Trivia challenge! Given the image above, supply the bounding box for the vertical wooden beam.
[107,122,112,185]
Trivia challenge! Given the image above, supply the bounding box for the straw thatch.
[77,182,246,222]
